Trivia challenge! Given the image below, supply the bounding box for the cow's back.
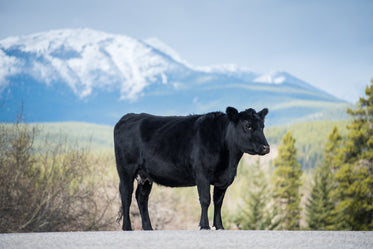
[114,113,200,163]
[140,114,200,153]
[114,113,199,143]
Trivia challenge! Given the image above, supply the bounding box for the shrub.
[0,121,117,232]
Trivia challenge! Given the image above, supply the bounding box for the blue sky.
[0,0,372,102]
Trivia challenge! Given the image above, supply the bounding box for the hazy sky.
[0,0,372,102]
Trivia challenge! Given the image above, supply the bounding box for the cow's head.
[226,107,270,155]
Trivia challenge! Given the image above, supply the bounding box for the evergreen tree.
[234,159,280,230]
[306,126,342,230]
[272,131,303,230]
[333,79,373,230]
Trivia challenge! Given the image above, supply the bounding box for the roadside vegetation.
[1,80,372,232]
[0,120,118,232]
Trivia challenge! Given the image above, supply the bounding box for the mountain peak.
[254,71,287,84]
[1,28,119,53]
[0,28,181,100]
[143,37,187,66]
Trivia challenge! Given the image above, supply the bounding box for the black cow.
[114,106,270,230]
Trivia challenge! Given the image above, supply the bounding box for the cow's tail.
[115,206,123,224]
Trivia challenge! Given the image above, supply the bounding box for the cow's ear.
[258,108,269,121]
[226,107,239,122]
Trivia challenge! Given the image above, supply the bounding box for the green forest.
[1,80,372,232]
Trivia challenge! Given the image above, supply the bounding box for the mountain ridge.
[0,28,348,126]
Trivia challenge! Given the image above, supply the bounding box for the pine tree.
[306,126,342,230]
[234,159,280,230]
[333,79,373,230]
[272,131,303,230]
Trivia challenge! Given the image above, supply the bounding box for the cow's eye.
[246,124,253,132]
[242,121,253,132]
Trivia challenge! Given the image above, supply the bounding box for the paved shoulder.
[1,230,373,249]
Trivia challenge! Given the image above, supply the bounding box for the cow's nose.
[261,145,270,154]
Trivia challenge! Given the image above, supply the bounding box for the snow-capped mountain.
[0,29,347,125]
[0,29,189,100]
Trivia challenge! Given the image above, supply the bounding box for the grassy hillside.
[32,119,349,169]
[266,119,348,169]
[34,122,114,151]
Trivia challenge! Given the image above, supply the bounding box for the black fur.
[114,106,270,230]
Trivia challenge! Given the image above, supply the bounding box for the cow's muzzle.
[260,145,270,155]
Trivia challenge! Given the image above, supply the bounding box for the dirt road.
[1,230,372,249]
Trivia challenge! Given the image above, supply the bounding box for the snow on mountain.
[0,29,184,100]
[143,37,188,66]
[0,49,21,91]
[0,28,319,101]
[254,72,286,84]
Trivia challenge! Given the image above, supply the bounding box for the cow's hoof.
[200,225,211,230]
[213,223,224,230]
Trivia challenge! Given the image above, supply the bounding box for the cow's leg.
[213,186,227,230]
[119,179,134,231]
[135,180,153,230]
[196,178,211,230]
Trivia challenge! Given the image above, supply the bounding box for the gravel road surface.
[1,230,373,249]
